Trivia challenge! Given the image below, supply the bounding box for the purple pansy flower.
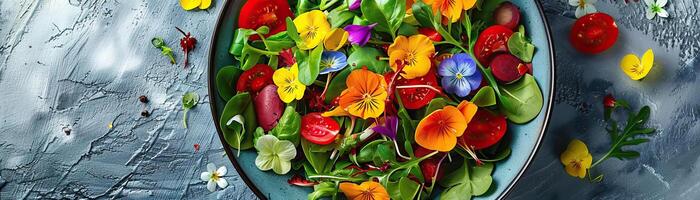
[343,23,377,46]
[438,53,482,97]
[371,116,398,139]
[349,0,361,10]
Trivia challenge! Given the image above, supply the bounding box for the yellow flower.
[338,68,388,119]
[462,0,476,10]
[620,48,654,80]
[294,10,331,50]
[424,0,463,23]
[388,35,435,79]
[324,28,349,51]
[273,64,306,103]
[560,139,593,179]
[339,181,390,200]
[180,0,201,10]
[200,0,212,9]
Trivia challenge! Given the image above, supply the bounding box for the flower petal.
[200,172,211,181]
[217,178,228,189]
[657,8,669,18]
[339,182,364,199]
[620,53,643,80]
[452,78,471,97]
[467,69,482,90]
[584,4,597,15]
[294,10,330,50]
[255,154,275,171]
[457,101,478,126]
[255,135,279,154]
[274,140,297,161]
[646,9,656,20]
[644,0,654,6]
[657,0,667,7]
[575,7,585,18]
[568,0,580,6]
[217,166,227,176]
[324,28,349,51]
[199,0,212,9]
[207,180,217,192]
[415,106,466,151]
[438,58,457,77]
[272,159,292,174]
[207,163,216,173]
[180,0,202,10]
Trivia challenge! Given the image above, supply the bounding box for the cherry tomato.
[238,0,294,40]
[236,64,274,93]
[384,69,439,110]
[413,146,445,183]
[301,113,340,145]
[569,13,619,54]
[418,28,443,42]
[458,110,507,150]
[474,25,513,65]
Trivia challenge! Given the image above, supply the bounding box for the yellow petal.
[322,106,351,117]
[564,163,588,178]
[462,0,476,10]
[324,28,348,51]
[639,48,655,78]
[199,0,212,9]
[293,82,306,101]
[294,10,330,50]
[620,54,642,80]
[273,67,293,87]
[180,0,202,10]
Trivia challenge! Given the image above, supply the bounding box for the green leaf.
[215,66,243,101]
[298,45,323,85]
[324,67,352,103]
[470,163,494,195]
[610,150,641,159]
[399,177,421,200]
[411,0,434,28]
[182,92,199,109]
[397,23,418,36]
[357,140,383,163]
[439,160,493,199]
[285,17,302,45]
[220,93,256,150]
[257,32,296,52]
[347,47,391,73]
[360,0,406,37]
[424,98,448,115]
[440,182,471,200]
[507,28,535,63]
[470,86,497,107]
[252,127,265,145]
[270,106,302,146]
[498,74,544,124]
[230,28,257,56]
[301,139,332,174]
[328,9,355,28]
[308,182,336,200]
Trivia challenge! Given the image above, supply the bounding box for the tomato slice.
[418,28,443,42]
[458,110,507,150]
[569,13,619,54]
[238,0,294,40]
[474,25,513,65]
[236,64,274,93]
[384,69,439,110]
[413,146,445,183]
[301,113,340,145]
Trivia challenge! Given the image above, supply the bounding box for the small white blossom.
[569,0,598,18]
[645,0,669,19]
[200,163,228,192]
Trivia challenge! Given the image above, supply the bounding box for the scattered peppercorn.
[139,95,149,103]
[141,110,151,117]
[62,127,71,135]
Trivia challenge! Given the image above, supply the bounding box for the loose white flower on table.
[254,135,297,175]
[645,0,669,19]
[569,0,598,18]
[200,163,228,192]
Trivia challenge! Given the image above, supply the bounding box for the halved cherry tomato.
[236,64,274,93]
[569,13,618,54]
[418,28,443,42]
[384,69,439,110]
[238,0,294,40]
[413,146,445,183]
[458,110,507,150]
[301,113,340,145]
[474,25,513,65]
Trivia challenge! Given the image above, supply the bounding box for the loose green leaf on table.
[498,74,543,124]
[182,92,199,128]
[215,66,243,101]
[151,37,175,64]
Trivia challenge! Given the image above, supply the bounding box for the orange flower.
[339,181,390,200]
[457,100,477,123]
[415,105,467,151]
[337,68,388,119]
[424,0,463,23]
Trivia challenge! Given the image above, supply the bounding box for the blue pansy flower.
[319,51,348,74]
[438,53,482,97]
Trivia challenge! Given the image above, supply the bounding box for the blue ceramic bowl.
[208,0,554,199]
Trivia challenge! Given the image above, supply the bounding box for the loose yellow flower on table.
[388,35,435,79]
[339,181,390,200]
[620,48,654,80]
[273,63,306,103]
[415,105,468,152]
[337,68,388,119]
[180,0,212,10]
[294,10,331,50]
[324,28,349,51]
[560,139,593,178]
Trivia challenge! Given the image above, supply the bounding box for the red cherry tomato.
[236,64,274,93]
[474,25,513,65]
[301,113,340,145]
[569,13,619,54]
[458,110,507,150]
[238,0,294,40]
[384,70,439,110]
[418,28,443,42]
[413,146,445,183]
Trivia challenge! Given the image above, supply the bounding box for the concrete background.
[0,0,697,199]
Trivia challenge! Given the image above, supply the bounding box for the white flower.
[569,0,598,18]
[254,135,296,174]
[200,163,228,192]
[645,0,669,19]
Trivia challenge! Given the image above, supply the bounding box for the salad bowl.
[208,0,554,199]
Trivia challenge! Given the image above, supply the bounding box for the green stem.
[183,109,189,128]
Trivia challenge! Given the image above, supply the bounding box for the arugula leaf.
[270,106,302,146]
[605,106,655,160]
[360,0,406,38]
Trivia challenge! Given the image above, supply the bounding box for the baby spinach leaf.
[360,0,406,37]
[470,163,494,195]
[182,92,199,128]
[270,106,302,146]
[221,93,256,150]
[440,181,471,200]
[215,66,243,101]
[471,86,497,107]
[324,66,351,103]
[399,177,421,200]
[298,45,323,85]
[439,160,494,199]
[229,28,257,56]
[328,8,355,28]
[285,17,302,45]
[301,139,332,174]
[347,47,390,73]
[498,74,543,124]
[424,98,448,115]
[411,0,434,28]
[507,27,535,63]
[256,32,296,52]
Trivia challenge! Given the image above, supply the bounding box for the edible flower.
[324,28,349,51]
[560,139,592,178]
[568,0,597,18]
[294,10,331,50]
[620,48,654,80]
[423,0,462,23]
[320,51,348,74]
[603,94,616,109]
[437,53,482,97]
[415,106,467,151]
[338,68,388,119]
[372,115,398,139]
[349,0,361,11]
[645,0,669,19]
[388,35,435,79]
[344,23,377,46]
[254,135,297,174]
[180,0,212,11]
[200,163,228,192]
[339,181,390,200]
[273,63,306,103]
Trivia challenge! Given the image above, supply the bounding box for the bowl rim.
[206,0,555,199]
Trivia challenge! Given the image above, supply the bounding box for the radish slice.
[489,54,528,84]
[494,2,521,31]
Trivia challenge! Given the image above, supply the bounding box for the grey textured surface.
[0,0,697,199]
